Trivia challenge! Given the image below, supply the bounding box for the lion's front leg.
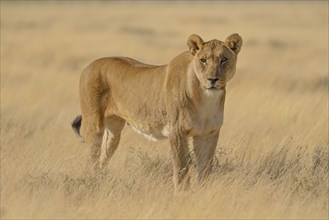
[192,131,219,182]
[169,128,190,192]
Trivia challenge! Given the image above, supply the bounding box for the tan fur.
[74,33,242,191]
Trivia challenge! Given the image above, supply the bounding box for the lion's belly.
[128,123,170,142]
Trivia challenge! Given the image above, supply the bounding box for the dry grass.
[1,2,328,219]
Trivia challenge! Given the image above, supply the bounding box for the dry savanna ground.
[1,2,328,219]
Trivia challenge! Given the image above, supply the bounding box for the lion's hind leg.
[99,115,126,170]
[80,113,105,172]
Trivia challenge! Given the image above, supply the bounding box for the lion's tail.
[71,115,84,143]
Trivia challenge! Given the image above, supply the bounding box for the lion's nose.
[207,78,219,84]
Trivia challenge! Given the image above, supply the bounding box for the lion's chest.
[187,90,224,136]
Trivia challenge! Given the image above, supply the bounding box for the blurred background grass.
[1,1,328,219]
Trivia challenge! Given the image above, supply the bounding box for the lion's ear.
[225,33,243,55]
[187,34,204,55]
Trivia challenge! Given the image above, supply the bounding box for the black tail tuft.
[71,115,84,142]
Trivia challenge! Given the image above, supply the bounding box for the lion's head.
[187,33,242,91]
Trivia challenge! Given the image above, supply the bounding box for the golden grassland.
[1,2,328,219]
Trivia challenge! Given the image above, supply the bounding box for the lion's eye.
[221,57,228,64]
[200,58,207,64]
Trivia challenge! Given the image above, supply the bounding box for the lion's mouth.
[208,85,218,90]
[207,83,226,90]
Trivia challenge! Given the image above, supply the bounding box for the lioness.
[72,34,242,191]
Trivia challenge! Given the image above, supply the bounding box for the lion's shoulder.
[168,51,193,68]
